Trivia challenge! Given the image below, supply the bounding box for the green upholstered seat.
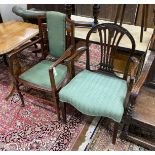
[59,70,127,123]
[19,60,67,90]
[47,11,66,58]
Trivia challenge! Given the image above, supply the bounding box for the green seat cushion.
[47,11,66,58]
[59,70,127,123]
[19,60,67,90]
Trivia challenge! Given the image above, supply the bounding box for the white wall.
[0,4,27,22]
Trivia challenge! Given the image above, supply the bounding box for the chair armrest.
[130,50,155,103]
[65,46,87,63]
[48,45,74,92]
[124,50,155,117]
[49,45,74,70]
[130,56,139,79]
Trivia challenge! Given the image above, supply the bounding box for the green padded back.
[46,11,66,58]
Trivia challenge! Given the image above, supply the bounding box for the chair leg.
[144,5,149,31]
[62,102,67,123]
[112,122,119,144]
[15,81,25,107]
[134,4,140,25]
[55,96,60,121]
[140,5,145,42]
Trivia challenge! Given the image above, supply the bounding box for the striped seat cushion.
[59,70,127,123]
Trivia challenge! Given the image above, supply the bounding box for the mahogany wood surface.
[0,21,39,55]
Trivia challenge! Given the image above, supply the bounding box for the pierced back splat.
[86,23,135,80]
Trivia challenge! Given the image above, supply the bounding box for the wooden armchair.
[122,50,155,150]
[8,11,75,120]
[53,23,139,144]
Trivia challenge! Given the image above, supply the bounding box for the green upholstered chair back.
[46,11,66,58]
[38,12,74,59]
[85,23,136,80]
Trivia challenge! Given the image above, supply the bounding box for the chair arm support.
[49,45,74,92]
[125,50,155,117]
[129,50,155,104]
[49,45,74,70]
[130,56,140,79]
[65,46,87,63]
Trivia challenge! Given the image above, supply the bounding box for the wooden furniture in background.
[72,15,154,53]
[8,13,75,120]
[114,4,126,26]
[134,4,149,42]
[0,21,39,56]
[0,21,39,99]
[58,23,139,144]
[27,4,155,28]
[122,50,155,150]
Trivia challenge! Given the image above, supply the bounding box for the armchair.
[8,11,75,120]
[57,23,139,144]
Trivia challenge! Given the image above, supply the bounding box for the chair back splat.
[85,23,136,80]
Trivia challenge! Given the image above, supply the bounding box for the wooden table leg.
[5,82,15,100]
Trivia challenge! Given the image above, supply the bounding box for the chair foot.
[21,104,25,107]
[112,123,119,145]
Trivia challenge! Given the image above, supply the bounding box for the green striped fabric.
[19,60,67,90]
[46,11,66,58]
[59,70,127,123]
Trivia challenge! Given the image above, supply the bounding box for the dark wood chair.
[0,13,3,23]
[121,49,155,150]
[54,23,139,144]
[8,11,75,120]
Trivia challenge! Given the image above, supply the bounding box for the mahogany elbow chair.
[56,23,139,144]
[8,11,76,120]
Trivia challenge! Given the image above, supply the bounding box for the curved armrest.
[130,50,155,104]
[49,45,74,92]
[65,46,87,63]
[49,45,74,71]
[130,56,140,79]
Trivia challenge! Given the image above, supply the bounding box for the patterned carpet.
[0,44,148,151]
[85,118,147,151]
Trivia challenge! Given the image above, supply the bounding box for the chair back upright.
[85,23,136,80]
[38,11,75,59]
